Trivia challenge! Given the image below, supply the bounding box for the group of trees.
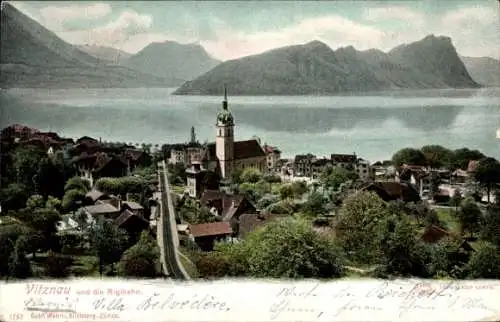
[193,190,500,279]
[1,145,76,212]
[0,130,162,280]
[0,192,161,279]
[194,218,345,279]
[391,145,487,170]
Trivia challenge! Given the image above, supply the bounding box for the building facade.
[201,88,267,180]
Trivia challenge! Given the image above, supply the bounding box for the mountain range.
[0,3,213,88]
[1,2,498,92]
[460,56,500,86]
[173,36,483,95]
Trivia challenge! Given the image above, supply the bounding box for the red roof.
[263,145,280,154]
[188,222,232,238]
[467,160,479,172]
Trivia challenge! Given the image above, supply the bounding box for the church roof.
[202,139,265,161]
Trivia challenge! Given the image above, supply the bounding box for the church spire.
[222,84,228,110]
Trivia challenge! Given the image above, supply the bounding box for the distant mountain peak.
[173,34,480,96]
[123,39,220,81]
[303,40,331,50]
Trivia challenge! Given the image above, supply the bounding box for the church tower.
[215,86,234,179]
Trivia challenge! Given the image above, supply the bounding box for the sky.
[9,1,500,61]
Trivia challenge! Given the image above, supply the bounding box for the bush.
[44,252,73,278]
[118,232,159,278]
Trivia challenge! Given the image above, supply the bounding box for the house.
[451,169,469,185]
[420,225,475,262]
[83,203,121,219]
[188,222,233,251]
[122,148,152,170]
[235,213,284,239]
[76,136,100,145]
[263,144,282,173]
[434,189,451,204]
[355,158,373,180]
[186,162,220,198]
[1,124,38,142]
[200,190,257,222]
[73,152,128,186]
[467,160,479,173]
[311,158,332,179]
[293,154,316,177]
[200,88,267,179]
[330,154,357,170]
[84,190,110,205]
[93,153,128,178]
[114,209,149,241]
[396,164,431,196]
[121,201,145,217]
[362,181,421,203]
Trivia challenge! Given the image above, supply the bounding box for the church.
[201,87,267,179]
[186,88,267,197]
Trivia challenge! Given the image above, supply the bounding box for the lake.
[1,87,499,162]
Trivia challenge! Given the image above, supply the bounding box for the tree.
[481,207,500,247]
[301,192,329,216]
[8,235,32,279]
[177,198,218,224]
[449,189,463,215]
[279,184,293,200]
[0,183,30,212]
[0,223,29,276]
[240,168,262,184]
[265,200,295,215]
[11,146,45,193]
[320,167,357,191]
[456,197,482,238]
[118,231,160,278]
[450,148,486,170]
[89,217,129,276]
[391,148,427,167]
[230,168,243,184]
[62,189,86,212]
[335,191,392,264]
[473,157,500,203]
[26,194,45,210]
[64,177,91,193]
[262,173,281,184]
[216,219,345,278]
[12,207,62,255]
[194,251,232,278]
[166,163,187,185]
[463,243,500,279]
[44,251,72,278]
[420,145,453,169]
[290,180,308,198]
[45,196,62,211]
[256,194,279,210]
[428,172,441,200]
[375,215,433,278]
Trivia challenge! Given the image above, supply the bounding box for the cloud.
[57,10,154,47]
[201,15,385,60]
[8,2,499,59]
[441,5,498,27]
[39,3,112,31]
[438,6,499,58]
[363,6,425,26]
[8,1,39,21]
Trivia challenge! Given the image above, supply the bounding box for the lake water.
[1,87,499,162]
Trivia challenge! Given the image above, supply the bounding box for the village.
[0,92,499,280]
